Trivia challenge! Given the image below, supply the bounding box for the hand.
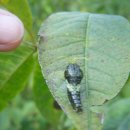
[0,9,24,52]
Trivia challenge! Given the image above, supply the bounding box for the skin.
[0,9,24,52]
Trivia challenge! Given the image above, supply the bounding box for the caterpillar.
[64,64,83,113]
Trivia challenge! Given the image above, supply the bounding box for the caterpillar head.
[64,64,83,86]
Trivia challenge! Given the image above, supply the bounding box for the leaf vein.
[0,51,34,90]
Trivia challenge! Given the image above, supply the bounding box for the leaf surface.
[33,59,63,127]
[38,12,130,130]
[0,43,35,110]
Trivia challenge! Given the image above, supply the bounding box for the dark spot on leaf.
[53,100,61,110]
[101,59,104,63]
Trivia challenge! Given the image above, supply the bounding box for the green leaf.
[0,43,35,110]
[38,12,130,130]
[103,99,130,130]
[1,0,33,34]
[121,75,130,97]
[118,115,130,130]
[33,59,63,127]
[0,0,9,4]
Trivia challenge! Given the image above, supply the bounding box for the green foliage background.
[0,0,130,130]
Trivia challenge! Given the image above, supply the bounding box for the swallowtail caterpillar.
[64,64,83,113]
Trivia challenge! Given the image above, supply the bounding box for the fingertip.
[0,9,24,52]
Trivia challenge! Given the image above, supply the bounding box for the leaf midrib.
[0,50,34,90]
[84,14,91,130]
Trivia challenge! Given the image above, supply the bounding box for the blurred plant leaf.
[0,43,35,111]
[38,12,130,130]
[103,98,130,130]
[118,114,130,130]
[33,59,63,127]
[0,108,10,130]
[121,75,130,98]
[0,0,9,4]
[0,0,33,35]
